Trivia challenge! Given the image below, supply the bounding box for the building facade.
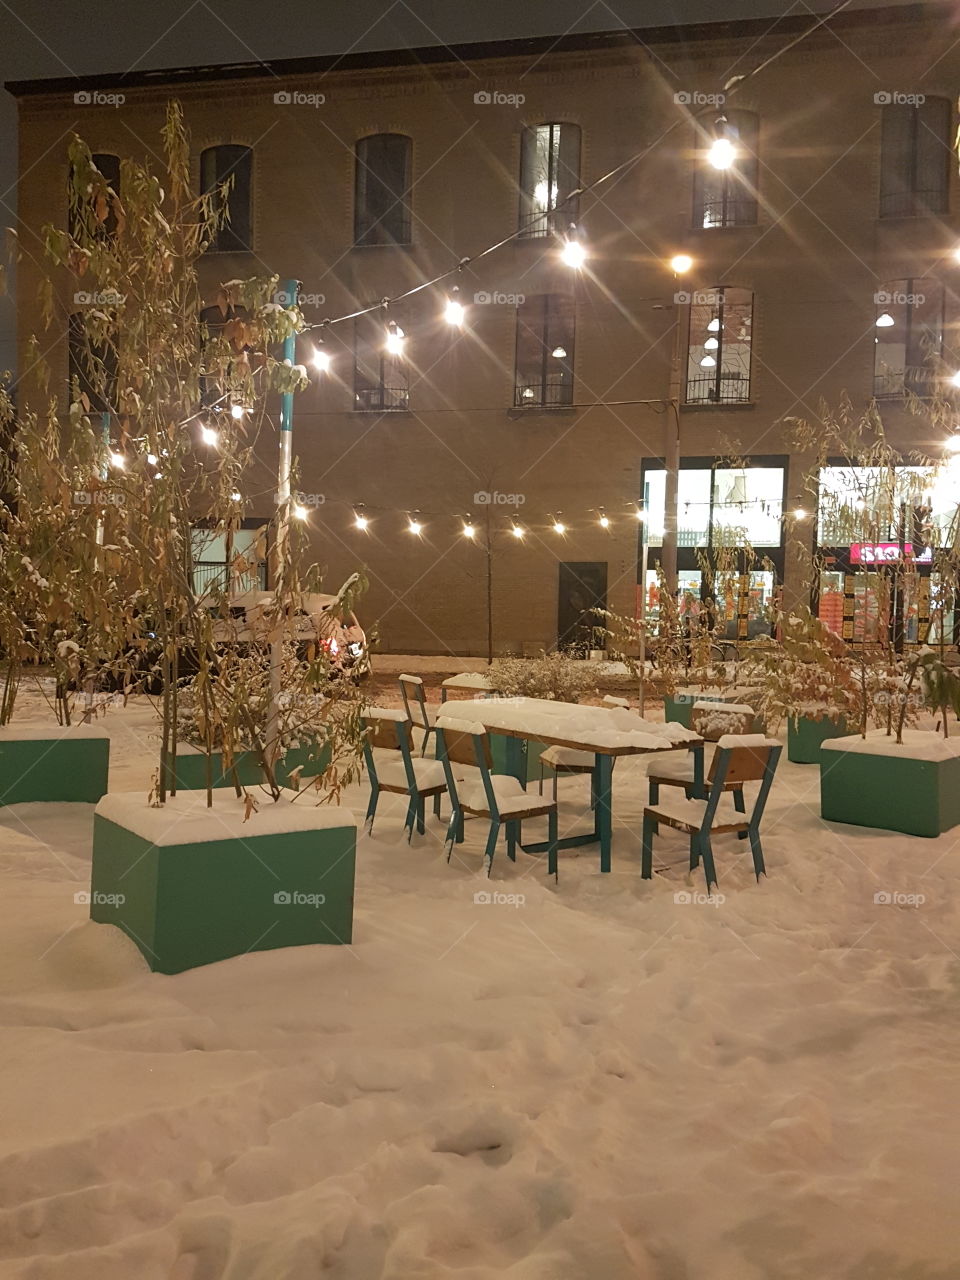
[8,4,960,653]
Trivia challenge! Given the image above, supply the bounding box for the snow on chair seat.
[362,710,447,841]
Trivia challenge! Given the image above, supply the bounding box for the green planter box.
[275,738,332,789]
[0,725,109,806]
[171,746,263,791]
[820,732,960,837]
[90,789,357,974]
[788,714,848,764]
[664,690,729,729]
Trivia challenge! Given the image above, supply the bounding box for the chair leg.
[484,822,500,876]
[689,833,700,871]
[365,785,379,833]
[649,779,660,806]
[547,806,559,881]
[733,786,748,839]
[433,790,442,819]
[748,826,766,879]
[416,796,426,834]
[456,811,465,843]
[506,821,517,862]
[405,795,417,843]
[445,809,459,860]
[641,813,655,879]
[699,834,718,892]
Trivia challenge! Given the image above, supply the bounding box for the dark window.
[519,123,581,237]
[68,312,116,414]
[355,134,412,246]
[354,318,409,410]
[514,294,575,407]
[685,287,753,404]
[879,98,950,218]
[693,111,759,228]
[873,278,944,397]
[69,152,120,240]
[201,145,253,251]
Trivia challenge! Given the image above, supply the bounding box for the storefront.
[815,463,959,646]
[639,456,787,640]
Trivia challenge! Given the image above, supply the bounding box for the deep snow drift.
[0,688,958,1278]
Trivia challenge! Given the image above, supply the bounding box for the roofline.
[3,3,941,98]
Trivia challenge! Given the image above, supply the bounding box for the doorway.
[557,561,607,654]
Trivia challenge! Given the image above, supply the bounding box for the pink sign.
[849,542,932,565]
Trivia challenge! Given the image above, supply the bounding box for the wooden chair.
[642,742,782,891]
[538,745,604,805]
[398,674,441,756]
[437,725,560,879]
[362,710,447,841]
[647,746,746,816]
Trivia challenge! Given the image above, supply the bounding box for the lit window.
[873,279,943,398]
[518,123,581,237]
[354,317,409,411]
[693,111,759,228]
[514,294,575,407]
[685,287,753,404]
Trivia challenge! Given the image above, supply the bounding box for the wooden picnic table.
[440,673,497,700]
[437,698,705,871]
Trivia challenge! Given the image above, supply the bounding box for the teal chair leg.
[689,833,700,871]
[456,812,465,843]
[365,784,379,832]
[484,821,500,875]
[506,821,517,862]
[433,791,442,819]
[733,787,748,839]
[445,809,460,860]
[547,806,559,881]
[405,795,417,842]
[699,834,718,891]
[416,797,426,834]
[648,779,660,805]
[641,814,655,878]
[748,826,766,879]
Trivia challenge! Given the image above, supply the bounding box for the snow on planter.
[787,712,849,765]
[0,722,110,806]
[820,729,960,838]
[169,742,263,790]
[89,789,357,973]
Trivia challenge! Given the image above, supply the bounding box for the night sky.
[0,0,899,375]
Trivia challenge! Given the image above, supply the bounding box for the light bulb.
[707,317,720,332]
[230,491,241,502]
[146,453,158,466]
[522,387,536,399]
[700,354,717,368]
[200,425,219,446]
[444,297,465,326]
[599,514,610,528]
[386,324,405,356]
[670,254,693,274]
[511,523,524,539]
[354,512,369,530]
[708,136,736,170]
[703,336,719,350]
[109,451,125,470]
[551,346,567,359]
[953,244,960,264]
[635,508,645,522]
[292,503,309,520]
[553,520,566,534]
[950,371,960,388]
[230,404,245,420]
[876,312,895,328]
[408,517,422,535]
[946,434,960,453]
[312,347,331,372]
[792,506,809,520]
[563,239,586,271]
[462,522,476,538]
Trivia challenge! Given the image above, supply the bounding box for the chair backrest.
[363,714,414,753]
[704,743,782,831]
[436,726,498,815]
[399,676,429,728]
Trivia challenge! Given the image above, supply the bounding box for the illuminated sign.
[849,542,932,565]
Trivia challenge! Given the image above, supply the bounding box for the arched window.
[693,111,759,228]
[68,152,120,239]
[879,97,950,218]
[873,279,943,397]
[684,286,753,404]
[355,134,412,245]
[200,145,253,252]
[518,122,581,236]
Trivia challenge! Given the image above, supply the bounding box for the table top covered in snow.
[437,697,702,756]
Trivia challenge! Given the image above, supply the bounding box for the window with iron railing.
[514,293,575,407]
[355,133,412,246]
[684,287,753,404]
[693,111,759,229]
[354,318,410,411]
[518,122,581,237]
[879,97,950,219]
[873,278,943,398]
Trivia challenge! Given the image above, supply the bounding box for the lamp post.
[661,254,694,598]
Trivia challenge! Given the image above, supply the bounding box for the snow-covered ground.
[1,685,959,1277]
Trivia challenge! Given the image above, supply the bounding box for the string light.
[146,452,158,466]
[108,451,125,470]
[950,371,960,388]
[230,404,245,420]
[444,288,465,327]
[292,503,309,520]
[708,118,736,170]
[634,505,645,522]
[598,510,610,528]
[945,433,960,454]
[386,321,406,356]
[792,506,809,520]
[353,508,369,530]
[200,425,219,446]
[462,517,476,538]
[312,344,331,372]
[953,245,960,264]
[552,514,566,534]
[670,254,693,274]
[230,491,242,502]
[511,518,525,539]
[560,224,587,269]
[407,513,423,535]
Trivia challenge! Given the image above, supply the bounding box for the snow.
[95,788,357,845]
[362,705,410,722]
[0,722,110,741]
[822,728,960,761]
[693,701,755,715]
[1,689,959,1276]
[397,672,424,685]
[718,733,778,749]
[437,715,487,736]
[441,671,495,688]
